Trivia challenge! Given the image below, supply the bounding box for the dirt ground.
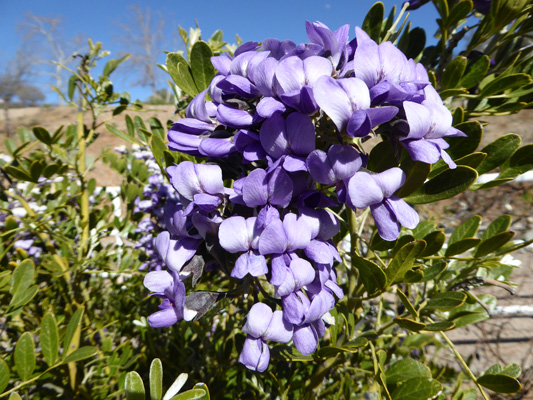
[1,105,533,397]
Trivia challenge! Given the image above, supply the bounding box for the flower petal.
[263,310,293,343]
[242,303,273,338]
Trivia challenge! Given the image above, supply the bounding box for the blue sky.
[0,0,439,103]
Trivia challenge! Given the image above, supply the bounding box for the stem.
[437,325,490,400]
[347,207,359,260]
[382,2,410,43]
[77,96,90,256]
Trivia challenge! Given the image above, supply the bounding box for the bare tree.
[117,5,166,98]
[0,49,34,136]
[21,14,84,105]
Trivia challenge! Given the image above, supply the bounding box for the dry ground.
[1,105,533,397]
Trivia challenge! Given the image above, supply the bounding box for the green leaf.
[501,364,521,379]
[41,313,59,367]
[106,124,138,145]
[386,359,431,385]
[481,215,512,240]
[352,256,387,294]
[424,292,467,311]
[61,346,97,364]
[4,165,33,182]
[190,41,216,92]
[362,2,384,41]
[14,332,35,381]
[403,167,478,204]
[445,238,481,256]
[33,126,53,146]
[270,345,313,361]
[419,231,446,257]
[460,55,491,89]
[449,215,481,245]
[163,373,188,400]
[62,307,84,359]
[150,134,168,175]
[445,121,483,160]
[447,0,473,28]
[68,75,77,101]
[443,56,468,90]
[134,116,149,142]
[394,318,426,332]
[397,289,418,318]
[166,53,199,96]
[402,27,426,60]
[103,54,130,77]
[8,393,22,400]
[386,241,426,286]
[42,163,60,179]
[125,371,146,400]
[423,321,455,331]
[0,359,10,393]
[10,259,34,299]
[477,374,521,394]
[476,134,521,175]
[396,159,431,198]
[170,389,207,400]
[149,118,166,141]
[474,231,514,257]
[429,152,487,179]
[391,377,443,400]
[344,337,369,349]
[367,141,398,172]
[499,143,533,179]
[420,261,447,282]
[480,73,531,97]
[150,358,163,400]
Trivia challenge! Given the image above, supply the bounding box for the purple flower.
[218,216,267,279]
[239,303,293,372]
[401,87,466,168]
[404,0,431,10]
[473,0,491,14]
[346,168,419,241]
[144,270,188,328]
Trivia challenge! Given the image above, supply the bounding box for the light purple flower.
[144,270,189,328]
[346,168,419,241]
[239,303,293,372]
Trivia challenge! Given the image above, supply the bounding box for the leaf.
[477,374,522,394]
[403,167,478,204]
[61,346,97,364]
[419,231,446,257]
[476,134,521,175]
[150,134,169,175]
[391,377,443,400]
[443,56,468,90]
[4,165,33,182]
[447,0,473,27]
[480,73,531,97]
[163,373,188,400]
[429,152,487,179]
[446,121,483,160]
[362,2,384,41]
[125,371,146,400]
[352,256,387,294]
[423,292,467,311]
[33,126,53,146]
[148,118,166,141]
[166,53,199,97]
[270,345,313,361]
[394,318,426,332]
[0,359,10,393]
[474,231,514,257]
[499,143,533,179]
[420,261,447,282]
[449,215,482,245]
[9,259,34,300]
[8,394,22,400]
[103,54,130,77]
[106,124,138,145]
[386,359,431,385]
[190,41,216,92]
[41,313,59,367]
[461,55,491,89]
[501,364,521,379]
[386,241,426,286]
[445,238,481,256]
[403,28,426,60]
[397,289,418,318]
[170,389,207,400]
[396,159,431,198]
[481,215,512,240]
[367,141,398,172]
[150,358,163,400]
[14,332,35,381]
[423,321,455,331]
[68,75,77,101]
[9,285,38,311]
[62,307,84,359]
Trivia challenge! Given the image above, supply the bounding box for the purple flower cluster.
[144,21,462,372]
